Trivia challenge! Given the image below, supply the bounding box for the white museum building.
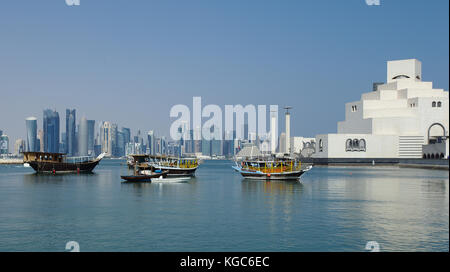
[313,59,449,160]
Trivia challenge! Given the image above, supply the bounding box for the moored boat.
[233,157,312,180]
[148,155,199,177]
[23,152,105,174]
[128,154,199,177]
[121,170,168,182]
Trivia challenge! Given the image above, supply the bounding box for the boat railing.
[65,156,94,164]
[151,159,198,168]
[243,161,302,173]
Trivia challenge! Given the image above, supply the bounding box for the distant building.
[147,130,155,155]
[66,109,76,155]
[78,117,89,156]
[25,117,38,152]
[43,109,60,153]
[122,127,131,146]
[38,129,44,152]
[87,120,95,156]
[278,132,286,154]
[100,122,113,157]
[314,59,449,159]
[0,134,9,154]
[14,139,26,155]
[116,130,125,157]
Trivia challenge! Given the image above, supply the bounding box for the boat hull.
[239,170,308,180]
[121,175,152,182]
[121,171,168,182]
[150,165,197,177]
[28,160,100,174]
[234,164,312,180]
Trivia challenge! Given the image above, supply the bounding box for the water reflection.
[23,172,96,185]
[241,179,305,235]
[241,179,304,195]
[120,177,199,198]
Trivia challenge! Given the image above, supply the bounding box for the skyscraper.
[14,139,25,155]
[116,130,125,157]
[211,126,222,156]
[100,121,112,156]
[78,117,88,156]
[122,127,131,146]
[66,109,76,155]
[87,120,95,156]
[0,134,9,154]
[25,117,38,152]
[100,122,118,157]
[38,129,44,152]
[43,109,60,153]
[147,130,155,155]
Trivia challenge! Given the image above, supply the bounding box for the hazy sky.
[0,0,448,144]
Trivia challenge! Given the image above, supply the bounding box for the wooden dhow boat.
[22,152,105,174]
[233,157,312,180]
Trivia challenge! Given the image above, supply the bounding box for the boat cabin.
[23,152,66,163]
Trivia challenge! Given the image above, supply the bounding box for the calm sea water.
[0,159,448,252]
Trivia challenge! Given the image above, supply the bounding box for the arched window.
[432,101,436,107]
[359,139,366,152]
[440,153,445,159]
[319,139,323,152]
[345,139,352,151]
[431,154,435,159]
[427,154,431,159]
[423,154,427,159]
[437,101,442,107]
[352,139,359,151]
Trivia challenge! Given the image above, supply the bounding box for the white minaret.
[284,107,292,154]
[271,111,277,154]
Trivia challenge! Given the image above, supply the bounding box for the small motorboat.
[151,176,191,183]
[120,175,153,182]
[121,165,168,182]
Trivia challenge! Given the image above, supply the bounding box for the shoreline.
[302,158,449,170]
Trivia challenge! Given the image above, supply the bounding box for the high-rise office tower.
[122,127,131,146]
[279,132,286,154]
[271,112,277,154]
[100,122,115,157]
[0,134,9,154]
[37,129,44,152]
[43,109,60,153]
[147,130,155,155]
[14,139,26,155]
[87,120,95,156]
[25,117,38,152]
[284,107,291,154]
[78,117,88,156]
[211,126,222,156]
[244,123,249,140]
[116,130,125,157]
[65,109,76,155]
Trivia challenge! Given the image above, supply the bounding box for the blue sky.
[0,0,448,143]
